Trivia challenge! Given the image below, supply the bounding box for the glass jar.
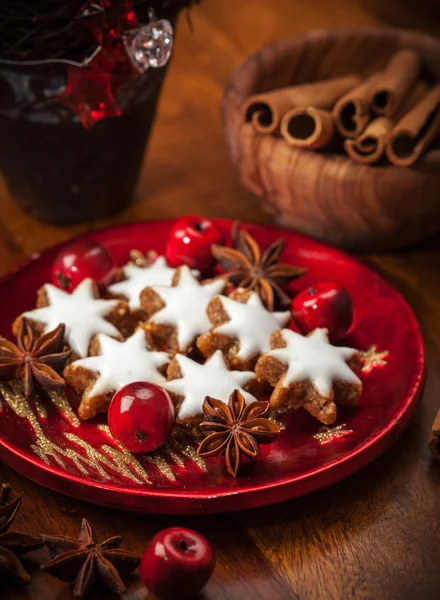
[0,2,183,225]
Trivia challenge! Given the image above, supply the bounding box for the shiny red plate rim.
[0,219,425,512]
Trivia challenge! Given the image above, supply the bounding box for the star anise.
[197,389,280,477]
[0,483,45,585]
[211,222,306,310]
[0,318,72,398]
[41,518,141,597]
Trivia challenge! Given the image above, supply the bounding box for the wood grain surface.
[1,1,440,599]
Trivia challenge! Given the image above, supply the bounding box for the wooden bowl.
[223,28,440,251]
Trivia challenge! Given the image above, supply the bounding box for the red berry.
[108,382,175,453]
[292,282,354,342]
[165,216,223,273]
[52,240,116,293]
[140,527,215,598]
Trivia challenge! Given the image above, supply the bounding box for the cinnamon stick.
[280,107,334,149]
[369,49,421,117]
[344,82,429,165]
[429,409,440,460]
[386,84,440,167]
[332,74,380,139]
[242,74,360,134]
[334,49,422,140]
[344,118,392,164]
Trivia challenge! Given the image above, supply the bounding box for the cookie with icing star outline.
[197,288,291,370]
[13,278,127,359]
[64,328,170,420]
[164,349,263,431]
[139,265,226,355]
[255,328,362,425]
[107,252,200,336]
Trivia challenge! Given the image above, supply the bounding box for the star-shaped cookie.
[255,328,362,425]
[108,255,199,310]
[19,279,124,358]
[64,329,170,420]
[140,266,226,354]
[164,350,260,422]
[197,289,291,369]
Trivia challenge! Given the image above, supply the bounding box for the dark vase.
[0,6,182,225]
[0,64,169,224]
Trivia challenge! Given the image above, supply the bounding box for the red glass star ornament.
[80,0,139,46]
[57,64,121,129]
[57,1,141,127]
[80,0,140,75]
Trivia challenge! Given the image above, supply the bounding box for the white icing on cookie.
[149,266,225,350]
[267,328,360,396]
[108,256,199,310]
[72,329,169,397]
[214,292,290,359]
[164,350,257,419]
[22,278,120,358]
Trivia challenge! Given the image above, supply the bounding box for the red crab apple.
[52,239,116,292]
[108,382,175,453]
[292,282,354,342]
[165,215,223,273]
[140,527,216,598]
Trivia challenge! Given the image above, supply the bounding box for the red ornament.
[80,0,139,91]
[165,216,224,273]
[56,64,121,129]
[140,527,216,598]
[292,283,354,342]
[52,240,116,292]
[57,1,174,127]
[108,382,175,453]
[57,0,140,127]
[80,0,139,46]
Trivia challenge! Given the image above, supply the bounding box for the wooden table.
[1,1,440,598]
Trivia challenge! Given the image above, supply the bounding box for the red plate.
[0,220,424,514]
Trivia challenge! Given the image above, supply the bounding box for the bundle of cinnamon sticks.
[242,48,440,166]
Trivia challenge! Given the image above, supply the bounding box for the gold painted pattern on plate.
[0,385,207,486]
[313,423,353,445]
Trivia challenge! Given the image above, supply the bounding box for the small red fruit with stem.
[108,382,175,453]
[165,215,223,273]
[52,240,116,293]
[292,282,354,342]
[140,527,215,598]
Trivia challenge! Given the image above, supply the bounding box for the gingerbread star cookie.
[64,329,170,420]
[164,350,262,428]
[140,265,226,354]
[255,328,362,425]
[14,278,127,358]
[197,288,291,370]
[108,255,199,310]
